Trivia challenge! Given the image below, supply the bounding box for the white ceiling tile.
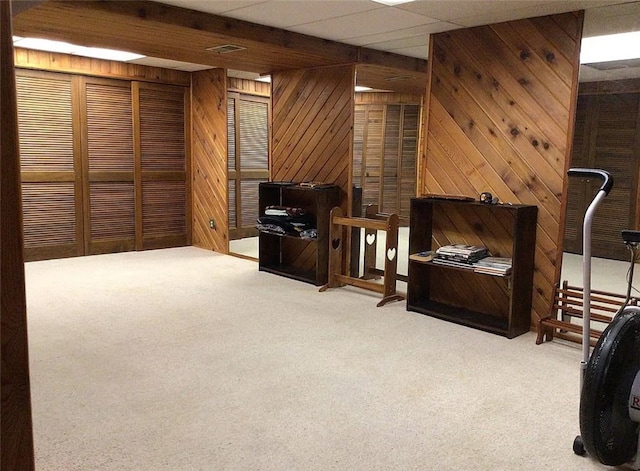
[347,21,458,45]
[396,0,554,22]
[158,0,269,15]
[222,1,383,28]
[289,7,439,40]
[387,44,430,59]
[364,34,428,50]
[583,2,640,37]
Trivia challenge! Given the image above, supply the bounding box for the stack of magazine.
[432,244,489,269]
[473,256,512,275]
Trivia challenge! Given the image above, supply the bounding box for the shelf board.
[407,299,511,337]
[259,264,320,286]
[409,258,511,278]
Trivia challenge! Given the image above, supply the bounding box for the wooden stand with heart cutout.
[319,207,404,307]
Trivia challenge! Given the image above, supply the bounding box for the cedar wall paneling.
[1,1,36,468]
[271,65,355,200]
[420,12,583,326]
[192,68,228,252]
[355,92,423,105]
[14,47,190,86]
[228,77,271,97]
[271,65,354,274]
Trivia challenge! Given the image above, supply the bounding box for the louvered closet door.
[382,105,401,214]
[565,93,640,261]
[362,106,384,209]
[16,70,83,261]
[563,94,593,255]
[590,93,639,260]
[399,105,419,218]
[135,83,190,250]
[228,93,269,240]
[354,103,419,219]
[82,77,136,255]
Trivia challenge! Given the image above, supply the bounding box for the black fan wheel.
[580,308,640,466]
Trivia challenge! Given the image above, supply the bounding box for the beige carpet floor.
[25,247,629,470]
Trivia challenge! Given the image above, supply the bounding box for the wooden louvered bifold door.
[16,70,83,261]
[565,92,640,260]
[136,83,190,250]
[353,103,419,219]
[228,93,269,240]
[82,77,136,255]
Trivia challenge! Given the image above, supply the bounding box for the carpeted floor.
[25,247,627,470]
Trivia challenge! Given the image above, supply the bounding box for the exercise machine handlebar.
[568,168,613,195]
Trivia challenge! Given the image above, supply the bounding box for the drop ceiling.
[12,0,640,92]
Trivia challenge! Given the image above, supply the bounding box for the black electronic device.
[479,191,497,204]
[622,230,640,246]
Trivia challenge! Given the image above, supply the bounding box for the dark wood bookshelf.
[407,197,537,338]
[258,182,341,286]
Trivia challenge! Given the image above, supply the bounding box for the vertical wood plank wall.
[420,12,584,325]
[0,1,36,468]
[192,68,229,252]
[271,65,355,202]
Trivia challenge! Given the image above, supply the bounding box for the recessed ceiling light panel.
[581,32,640,64]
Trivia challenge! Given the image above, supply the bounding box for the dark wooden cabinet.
[258,182,341,285]
[407,198,537,338]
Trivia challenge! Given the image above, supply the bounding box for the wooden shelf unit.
[258,182,341,286]
[406,198,537,338]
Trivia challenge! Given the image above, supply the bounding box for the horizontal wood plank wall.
[271,65,354,274]
[420,12,583,327]
[14,47,190,86]
[192,68,228,252]
[355,92,423,104]
[227,77,271,97]
[1,1,36,467]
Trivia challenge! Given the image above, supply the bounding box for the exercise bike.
[567,168,640,468]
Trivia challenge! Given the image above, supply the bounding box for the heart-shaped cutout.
[332,238,341,250]
[366,233,376,245]
[387,248,396,261]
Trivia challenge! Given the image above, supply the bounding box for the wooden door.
[16,70,84,261]
[353,103,419,219]
[228,93,270,240]
[565,92,640,260]
[80,77,136,255]
[18,72,190,260]
[135,82,190,250]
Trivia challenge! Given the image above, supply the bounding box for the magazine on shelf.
[431,258,476,270]
[472,256,512,276]
[409,250,435,262]
[436,244,487,256]
[473,265,512,276]
[474,256,512,268]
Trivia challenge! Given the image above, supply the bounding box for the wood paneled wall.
[1,1,36,468]
[355,92,423,105]
[227,77,270,97]
[271,65,355,204]
[14,47,190,86]
[192,68,228,252]
[420,12,584,325]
